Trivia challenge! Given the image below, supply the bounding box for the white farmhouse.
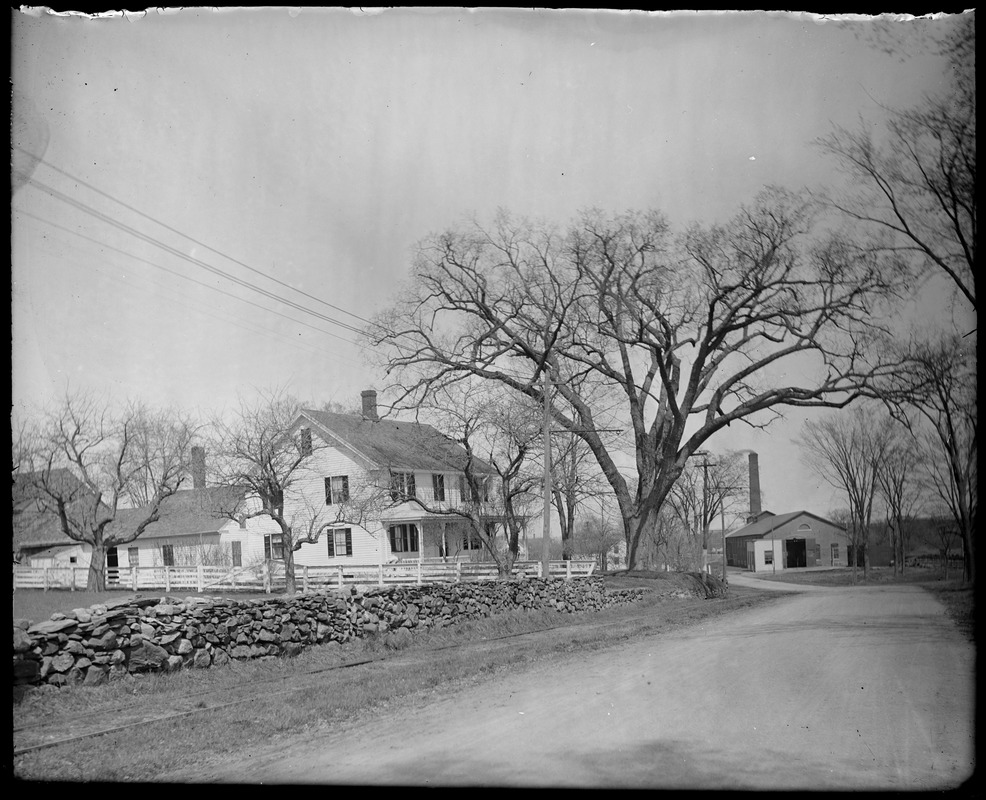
[278,390,501,569]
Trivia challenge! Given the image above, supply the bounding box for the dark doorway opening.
[786,538,807,568]
[106,546,119,584]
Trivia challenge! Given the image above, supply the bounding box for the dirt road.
[173,580,974,789]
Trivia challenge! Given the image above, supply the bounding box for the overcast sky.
[10,8,966,520]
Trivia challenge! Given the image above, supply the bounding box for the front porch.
[381,513,505,563]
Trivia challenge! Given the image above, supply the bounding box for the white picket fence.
[12,559,596,593]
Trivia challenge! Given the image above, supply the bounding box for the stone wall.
[13,577,645,689]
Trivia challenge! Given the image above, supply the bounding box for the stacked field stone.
[13,576,645,689]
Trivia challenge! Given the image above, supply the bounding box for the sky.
[10,8,969,523]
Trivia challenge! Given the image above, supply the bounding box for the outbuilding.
[725,510,849,572]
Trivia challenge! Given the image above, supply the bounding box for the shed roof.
[301,409,496,474]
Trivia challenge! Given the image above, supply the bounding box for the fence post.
[456,561,462,583]
[337,565,344,589]
[197,564,204,593]
[263,561,271,594]
[537,561,543,579]
[303,566,309,594]
[566,560,572,581]
[165,566,171,593]
[417,560,423,586]
[378,562,384,587]
[43,568,49,592]
[131,567,138,591]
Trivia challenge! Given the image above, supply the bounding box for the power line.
[15,146,384,331]
[23,175,368,337]
[15,208,365,351]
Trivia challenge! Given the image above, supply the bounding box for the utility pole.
[693,451,714,575]
[541,368,553,580]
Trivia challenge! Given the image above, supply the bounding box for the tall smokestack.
[361,389,378,422]
[191,446,206,490]
[748,451,762,520]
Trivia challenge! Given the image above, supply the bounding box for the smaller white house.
[106,484,280,573]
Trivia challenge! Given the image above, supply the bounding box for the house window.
[831,543,839,562]
[388,524,419,553]
[432,473,445,502]
[128,547,140,567]
[162,545,175,567]
[390,471,416,502]
[764,549,773,565]
[264,534,284,561]
[327,528,353,557]
[231,541,242,568]
[325,475,350,505]
[300,427,312,457]
[458,475,488,503]
[462,529,483,550]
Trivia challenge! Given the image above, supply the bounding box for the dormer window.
[300,427,312,457]
[390,471,416,501]
[432,473,445,502]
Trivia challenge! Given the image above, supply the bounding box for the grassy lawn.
[12,574,780,782]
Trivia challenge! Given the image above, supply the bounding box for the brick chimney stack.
[191,446,206,489]
[748,451,762,521]
[361,390,379,422]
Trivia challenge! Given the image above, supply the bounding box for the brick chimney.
[748,451,762,521]
[191,446,206,490]
[361,390,378,422]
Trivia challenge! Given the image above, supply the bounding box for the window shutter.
[324,477,333,505]
[342,475,349,502]
[407,473,416,498]
[264,537,271,560]
[345,528,353,556]
[327,533,335,557]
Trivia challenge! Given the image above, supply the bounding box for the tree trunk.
[284,537,297,595]
[961,526,973,583]
[88,546,107,592]
[625,509,659,571]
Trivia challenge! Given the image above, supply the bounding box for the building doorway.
[785,538,807,569]
[106,546,119,585]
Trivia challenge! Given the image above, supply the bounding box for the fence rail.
[13,559,596,593]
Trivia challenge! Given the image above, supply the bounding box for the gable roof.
[107,485,246,539]
[13,481,246,553]
[725,510,845,540]
[301,409,496,475]
[13,469,107,552]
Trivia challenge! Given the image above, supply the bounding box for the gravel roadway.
[171,576,975,789]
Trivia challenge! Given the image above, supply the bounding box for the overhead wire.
[14,207,366,352]
[14,146,383,331]
[22,231,363,367]
[22,174,368,337]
